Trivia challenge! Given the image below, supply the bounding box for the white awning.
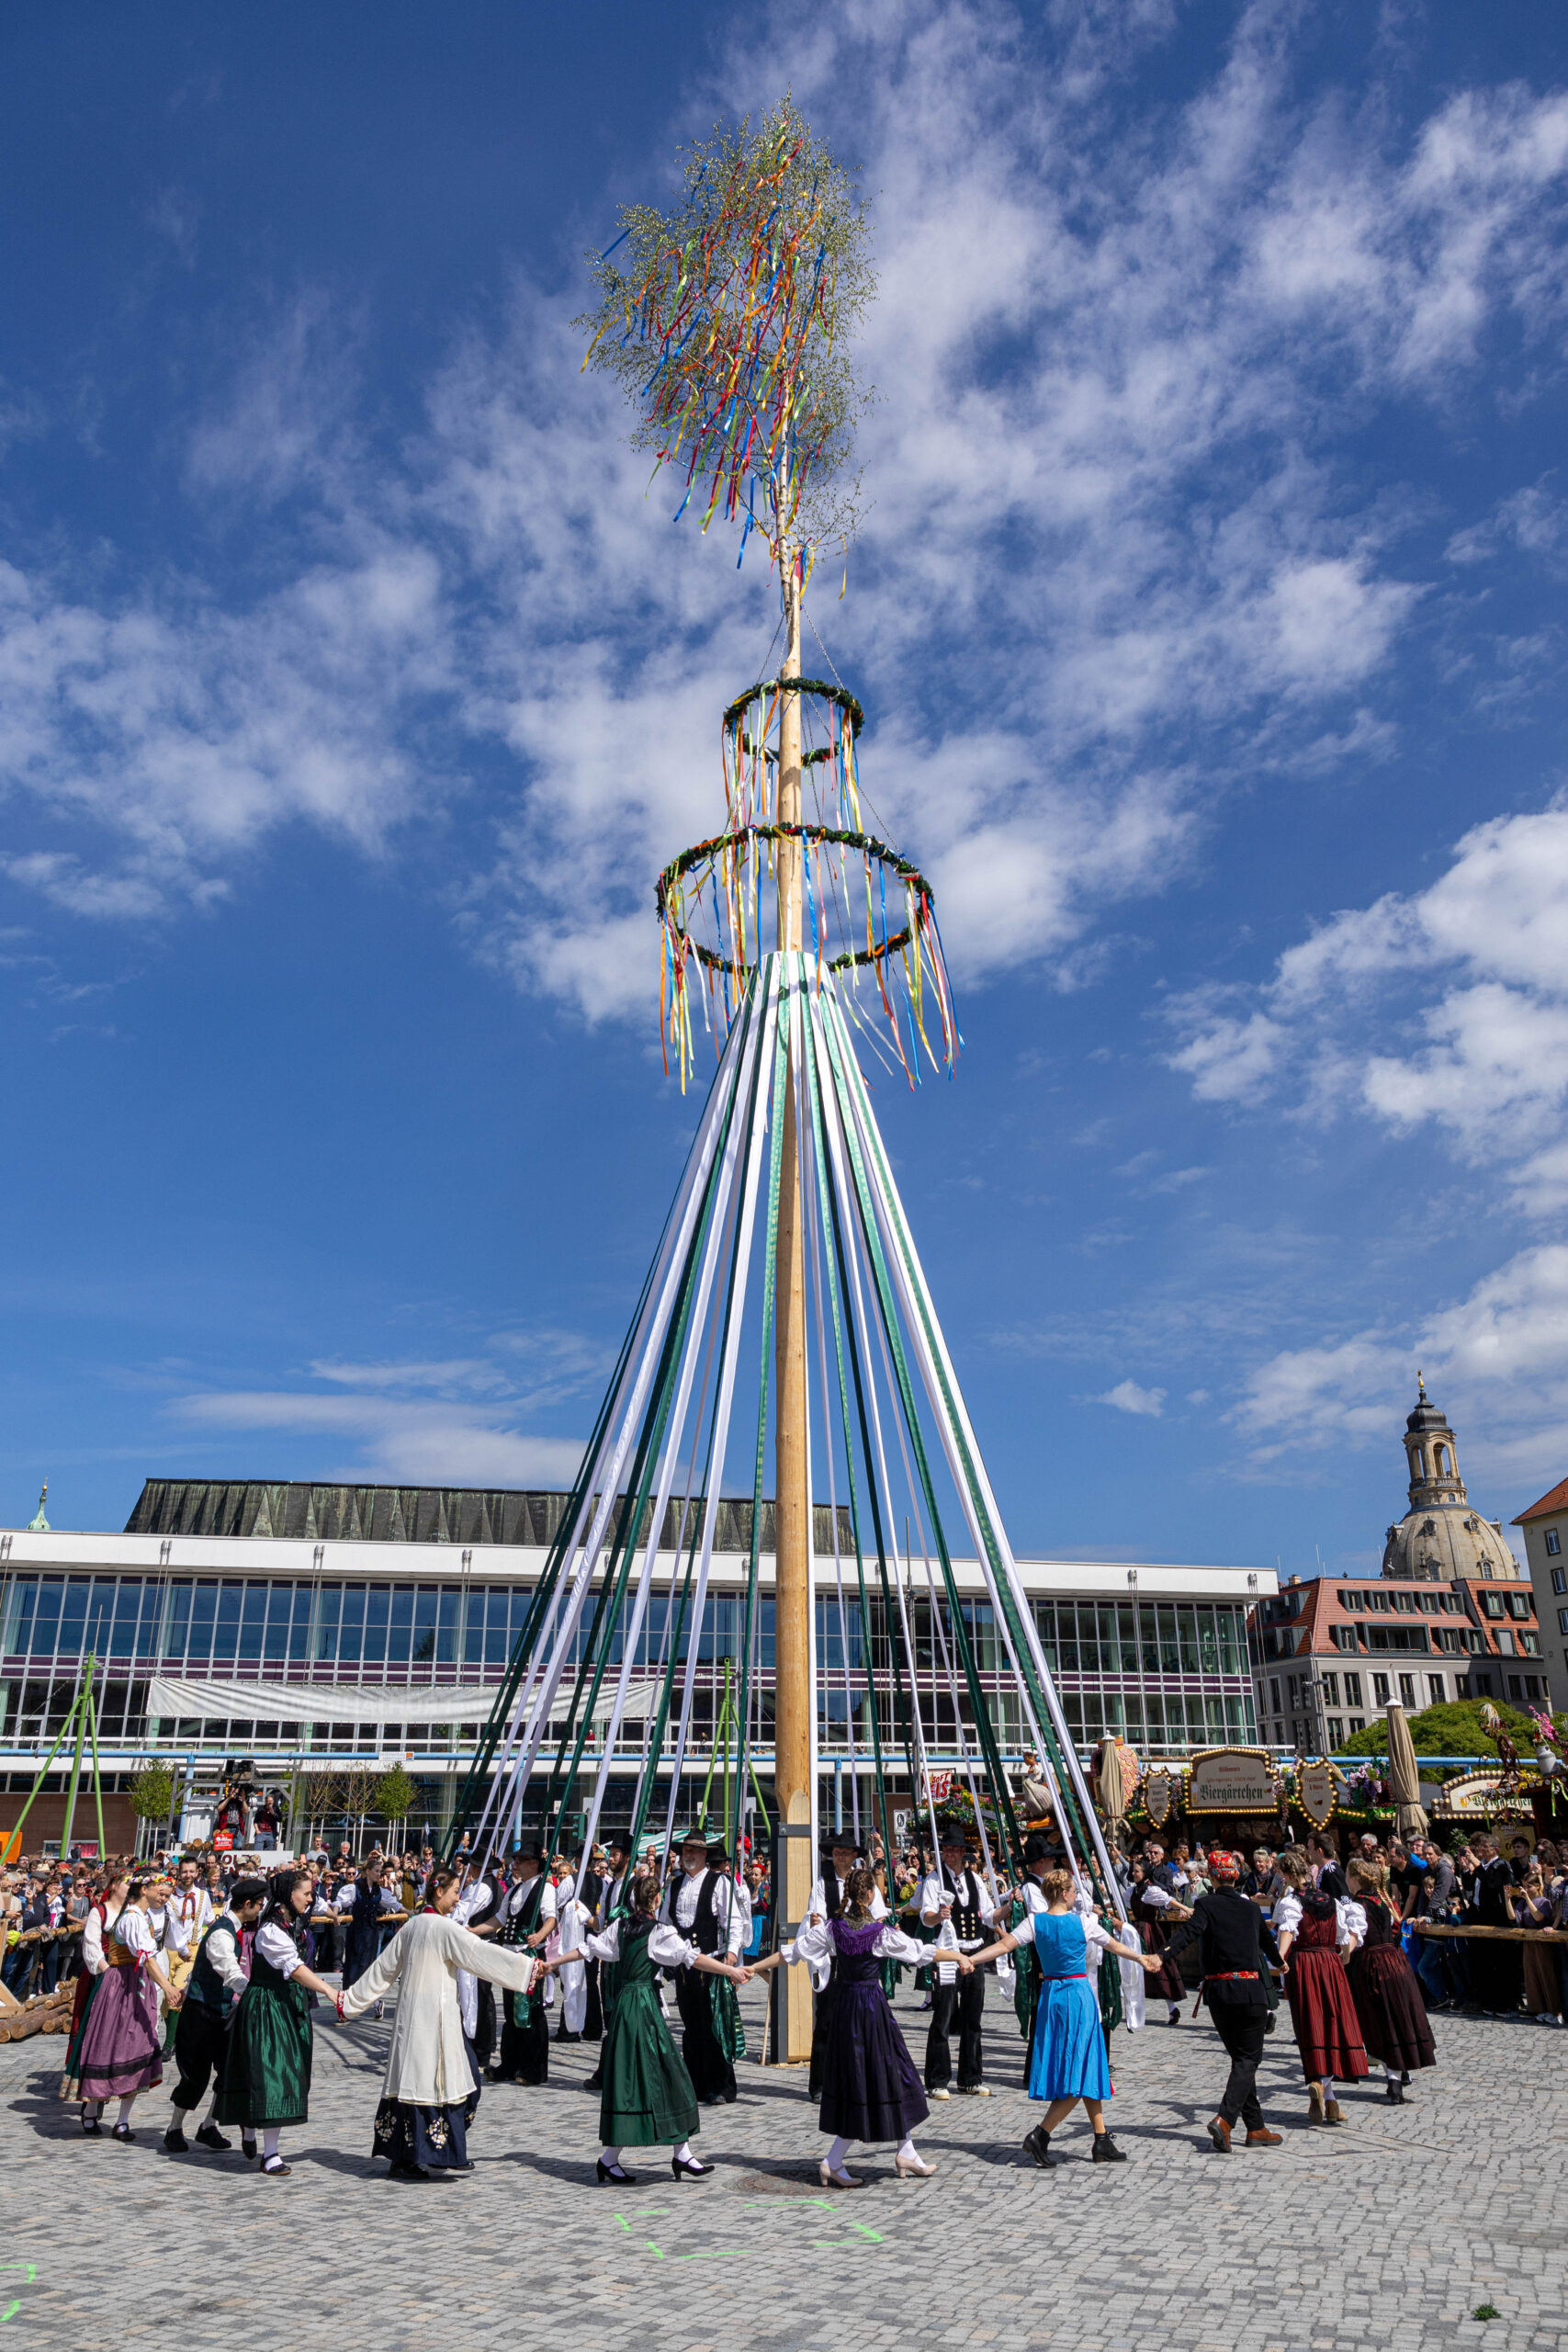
[144,1675,669,1728]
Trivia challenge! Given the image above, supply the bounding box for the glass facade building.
[1,1482,1270,1838]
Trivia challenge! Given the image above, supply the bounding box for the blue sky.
[4,1,1567,1574]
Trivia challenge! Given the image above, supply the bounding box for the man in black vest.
[1163,1849,1284,2151]
[919,1827,998,2098]
[489,1834,556,2085]
[164,1877,268,2154]
[660,1829,744,2103]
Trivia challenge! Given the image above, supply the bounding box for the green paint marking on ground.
[0,2302,21,2326]
[643,2244,665,2259]
[0,2274,35,2286]
[848,2222,885,2242]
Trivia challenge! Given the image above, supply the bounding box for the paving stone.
[2,1984,1563,2346]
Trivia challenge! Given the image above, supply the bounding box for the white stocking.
[897,2135,919,2163]
[826,2134,852,2173]
[204,2089,222,2122]
[672,2139,694,2165]
[600,2143,623,2166]
[117,2095,136,2125]
[262,2126,281,2160]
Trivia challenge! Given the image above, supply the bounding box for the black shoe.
[242,2136,258,2162]
[260,2155,292,2178]
[1385,2080,1406,2104]
[110,2122,136,2143]
[582,2071,604,2091]
[387,2160,430,2182]
[195,2122,232,2153]
[164,2126,189,2153]
[1023,2125,1057,2169]
[80,2109,100,2137]
[671,2153,715,2178]
[596,2157,635,2185]
[1091,2133,1128,2164]
[1400,2071,1410,2085]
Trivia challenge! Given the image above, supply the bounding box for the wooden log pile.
[0,1982,74,2042]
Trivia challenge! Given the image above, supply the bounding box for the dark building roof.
[125,1476,853,1556]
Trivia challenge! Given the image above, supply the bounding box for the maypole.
[581,99,873,2060]
[444,95,1131,2029]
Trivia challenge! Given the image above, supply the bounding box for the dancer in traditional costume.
[1163,1849,1284,2152]
[562,1869,749,2183]
[72,1877,183,2141]
[1003,1834,1055,2086]
[962,1867,1160,2168]
[659,1828,746,2106]
[918,1829,998,2098]
[582,1834,633,2094]
[1274,1848,1369,2126]
[164,1878,268,2154]
[1132,1842,1190,2025]
[216,1868,338,2177]
[162,1857,216,2054]
[752,1865,936,2188]
[1344,1856,1435,2103]
[60,1870,128,2130]
[804,1836,886,2098]
[554,1854,592,2042]
[342,1862,399,1991]
[452,1853,503,2073]
[489,1834,557,2085]
[338,1864,545,2181]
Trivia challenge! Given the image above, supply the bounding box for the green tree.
[376,1765,417,1826]
[1337,1698,1553,1759]
[129,1763,175,1822]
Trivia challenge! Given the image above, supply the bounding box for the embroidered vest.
[943,1867,985,1944]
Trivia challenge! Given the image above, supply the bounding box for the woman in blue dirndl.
[964,1867,1158,2168]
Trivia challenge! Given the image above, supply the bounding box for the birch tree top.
[580,96,875,570]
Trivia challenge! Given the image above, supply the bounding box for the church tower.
[1382,1374,1520,1580]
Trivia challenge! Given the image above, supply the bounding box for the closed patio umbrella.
[1096,1736,1129,1837]
[1384,1702,1429,1838]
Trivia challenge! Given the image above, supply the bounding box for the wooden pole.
[773,543,814,2060]
[59,1657,94,1860]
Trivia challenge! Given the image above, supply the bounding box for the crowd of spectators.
[6,1818,1564,2019]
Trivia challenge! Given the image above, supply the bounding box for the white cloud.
[171,1385,586,1489]
[1168,803,1568,1208]
[1092,1378,1167,1417]
[1233,1242,1568,1495]
[0,2,1560,1026]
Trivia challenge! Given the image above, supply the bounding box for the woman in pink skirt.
[73,1876,184,2140]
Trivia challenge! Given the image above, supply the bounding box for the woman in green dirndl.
[560,1871,750,2185]
[217,1869,338,2178]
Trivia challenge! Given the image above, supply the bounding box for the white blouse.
[112,1905,158,1960]
[1273,1892,1366,1950]
[254,1920,306,1978]
[583,1918,702,1970]
[784,1917,930,1971]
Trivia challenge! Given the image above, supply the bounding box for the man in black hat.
[583,1832,634,2094]
[804,1835,885,2098]
[1163,1850,1284,2151]
[659,1829,746,2104]
[488,1833,557,2086]
[919,1826,998,2098]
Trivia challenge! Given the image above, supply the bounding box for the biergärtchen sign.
[1187,1747,1277,1815]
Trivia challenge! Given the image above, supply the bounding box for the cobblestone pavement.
[4,1983,1563,2350]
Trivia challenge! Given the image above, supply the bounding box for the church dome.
[1381,1376,1521,1581]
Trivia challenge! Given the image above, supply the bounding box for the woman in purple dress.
[752,1865,934,2188]
[73,1877,184,2140]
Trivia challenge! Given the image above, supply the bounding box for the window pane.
[212,1584,243,1662]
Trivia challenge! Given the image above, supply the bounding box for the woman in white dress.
[338,1864,545,2182]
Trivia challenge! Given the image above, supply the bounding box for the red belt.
[1209,1970,1258,1981]
[1043,1973,1088,1982]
